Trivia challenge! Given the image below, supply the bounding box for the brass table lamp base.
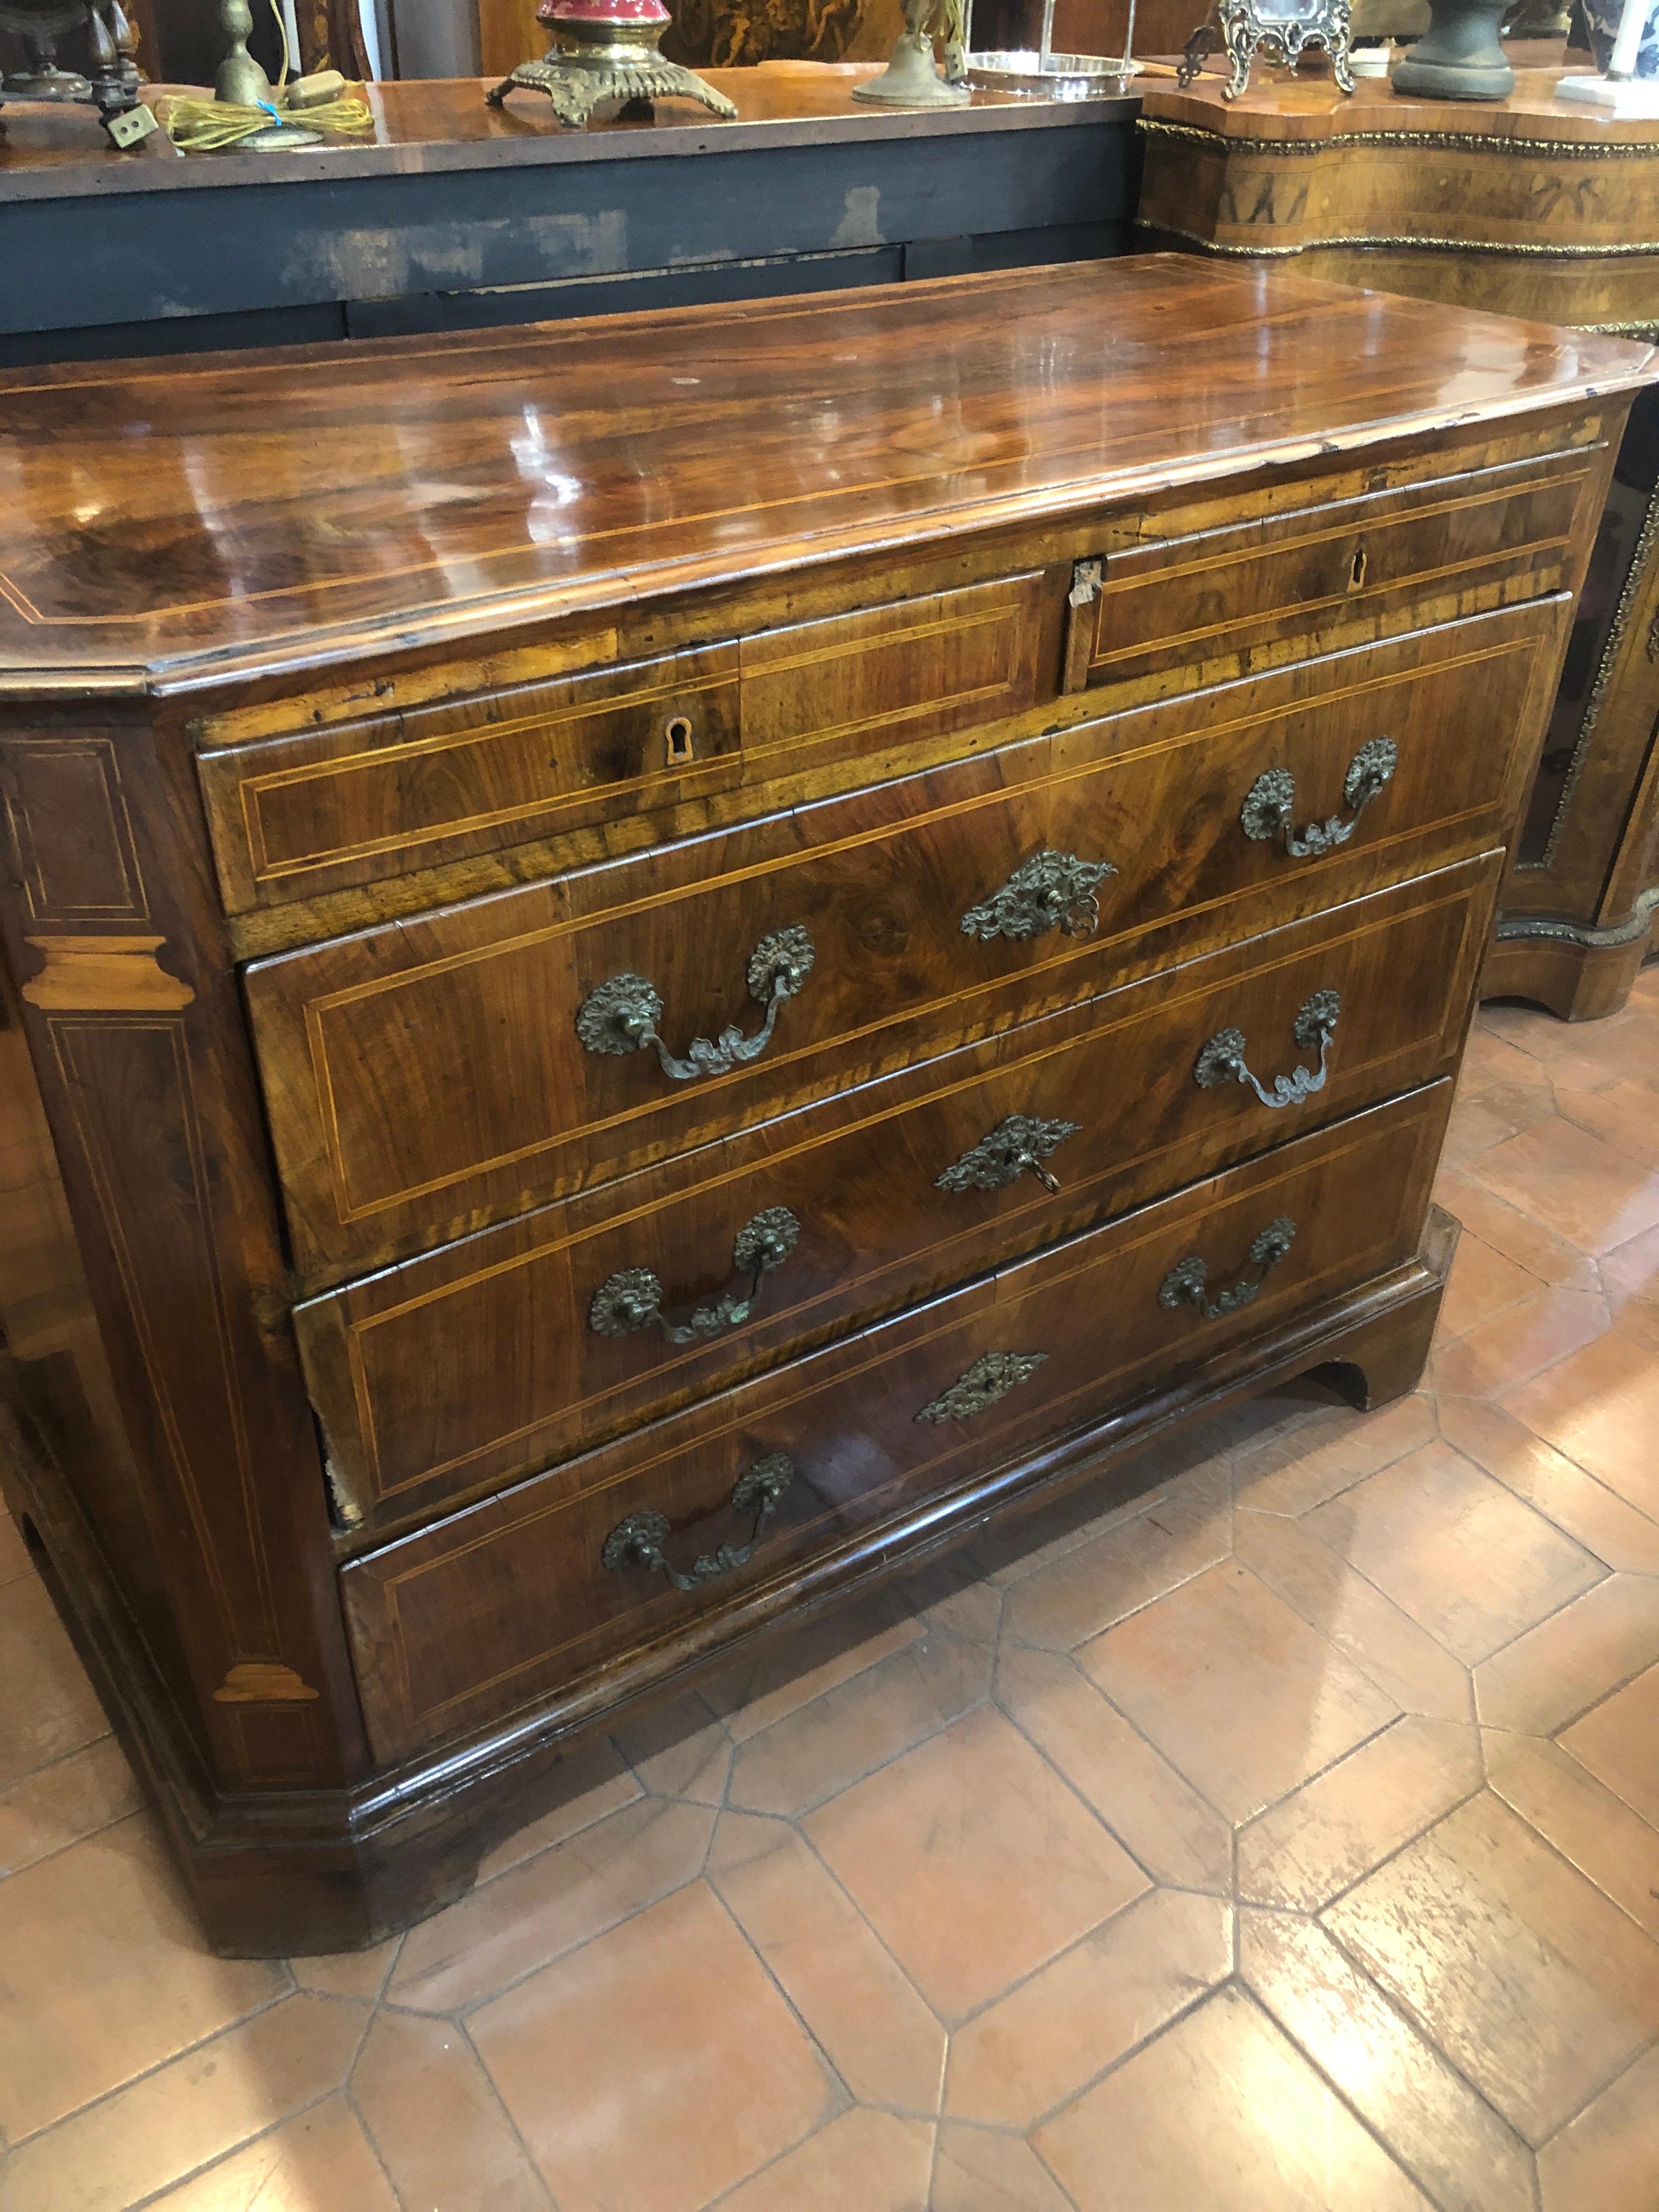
[488,0,736,128]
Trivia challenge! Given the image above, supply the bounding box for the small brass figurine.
[488,0,737,128]
[853,0,970,104]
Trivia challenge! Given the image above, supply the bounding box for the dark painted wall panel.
[0,118,1134,361]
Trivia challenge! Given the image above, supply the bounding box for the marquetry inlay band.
[213,1662,321,1705]
[22,934,195,1011]
[1138,116,1659,161]
[1133,217,1659,262]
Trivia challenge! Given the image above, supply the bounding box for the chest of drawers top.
[0,256,1648,698]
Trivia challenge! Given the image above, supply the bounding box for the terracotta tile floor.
[3,968,1658,2211]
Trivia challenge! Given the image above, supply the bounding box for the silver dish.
[964,49,1141,96]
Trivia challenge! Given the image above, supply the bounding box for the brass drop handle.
[961,849,1117,943]
[1159,1215,1297,1324]
[589,1207,801,1344]
[1194,990,1342,1112]
[1240,738,1397,859]
[576,925,815,1083]
[937,1113,1082,1196]
[601,1453,795,1591]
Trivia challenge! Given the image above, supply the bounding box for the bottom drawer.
[342,1082,1450,1760]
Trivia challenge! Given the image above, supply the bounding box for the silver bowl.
[964,49,1141,96]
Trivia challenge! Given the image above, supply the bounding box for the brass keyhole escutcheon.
[1348,546,1368,591]
[664,714,696,765]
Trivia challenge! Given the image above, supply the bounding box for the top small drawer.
[1063,445,1593,700]
[196,572,1057,919]
[197,645,743,918]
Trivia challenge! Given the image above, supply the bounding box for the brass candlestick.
[213,0,322,146]
[213,0,271,102]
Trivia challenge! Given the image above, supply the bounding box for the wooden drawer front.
[197,646,742,915]
[1066,448,1590,698]
[300,858,1497,1533]
[198,573,1056,920]
[248,601,1554,1287]
[341,1083,1449,1759]
[738,571,1056,776]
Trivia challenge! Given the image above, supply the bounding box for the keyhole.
[1348,546,1369,592]
[664,714,695,765]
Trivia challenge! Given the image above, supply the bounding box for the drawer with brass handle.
[340,1081,1451,1760]
[251,600,1557,1286]
[297,859,1495,1536]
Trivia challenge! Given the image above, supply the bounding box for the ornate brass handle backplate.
[1159,1216,1297,1324]
[1240,738,1397,859]
[937,1113,1082,1196]
[1194,990,1342,1112]
[961,850,1116,943]
[601,1453,795,1591]
[589,1207,801,1344]
[576,926,815,1082]
[916,1349,1048,1425]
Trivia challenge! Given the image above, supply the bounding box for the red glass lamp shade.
[538,0,672,22]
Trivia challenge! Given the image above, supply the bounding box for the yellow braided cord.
[161,89,374,150]
[163,0,372,153]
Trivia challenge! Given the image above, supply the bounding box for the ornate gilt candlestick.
[487,0,737,128]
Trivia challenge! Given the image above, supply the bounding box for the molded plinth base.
[1484,890,1659,1020]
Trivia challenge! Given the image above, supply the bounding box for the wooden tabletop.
[0,255,1649,692]
[1140,49,1659,144]
[0,65,1136,206]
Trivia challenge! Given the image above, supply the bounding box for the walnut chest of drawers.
[0,259,1648,1954]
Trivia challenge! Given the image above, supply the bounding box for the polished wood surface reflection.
[0,262,1646,1953]
[0,260,1646,680]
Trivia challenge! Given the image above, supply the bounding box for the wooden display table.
[0,67,1135,366]
[1136,57,1659,1017]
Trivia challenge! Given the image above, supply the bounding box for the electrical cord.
[160,0,373,152]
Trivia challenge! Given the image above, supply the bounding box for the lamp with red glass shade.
[486,0,737,127]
